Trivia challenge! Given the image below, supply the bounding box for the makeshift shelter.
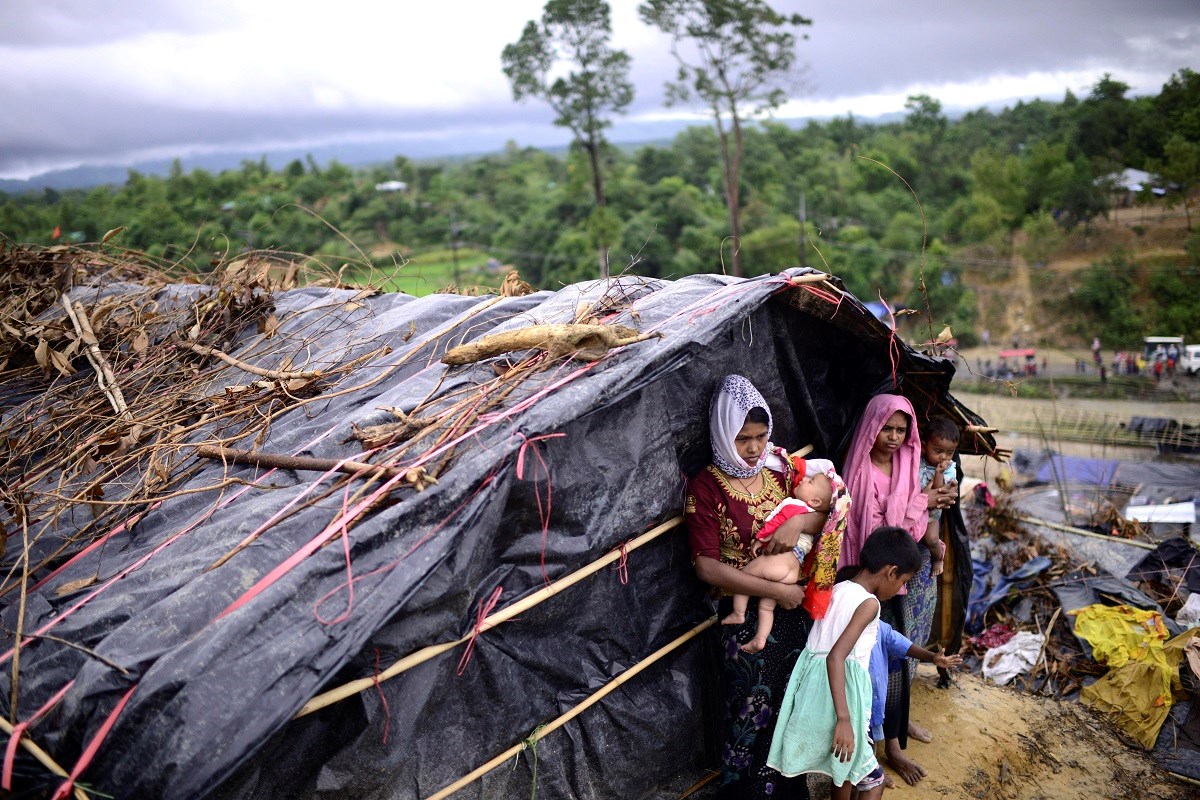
[0,247,996,800]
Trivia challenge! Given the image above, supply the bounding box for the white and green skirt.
[766,648,878,787]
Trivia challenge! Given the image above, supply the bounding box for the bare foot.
[884,739,927,785]
[721,611,745,625]
[882,774,895,789]
[908,720,933,743]
[740,636,767,653]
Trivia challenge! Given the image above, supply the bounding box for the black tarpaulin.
[0,269,993,799]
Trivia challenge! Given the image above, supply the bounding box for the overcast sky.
[2,0,1197,179]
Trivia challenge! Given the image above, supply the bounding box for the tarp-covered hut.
[0,250,996,799]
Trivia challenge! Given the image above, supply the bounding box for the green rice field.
[343,247,503,296]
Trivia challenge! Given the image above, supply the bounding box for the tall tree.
[639,0,810,276]
[1149,135,1200,231]
[502,0,634,279]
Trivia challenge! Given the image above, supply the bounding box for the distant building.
[1100,168,1165,207]
[374,180,408,193]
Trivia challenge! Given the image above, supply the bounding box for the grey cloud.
[0,84,561,175]
[0,0,235,47]
[3,0,1198,179]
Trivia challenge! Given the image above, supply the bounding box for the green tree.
[1148,135,1200,230]
[639,0,811,276]
[1019,211,1063,266]
[502,0,634,278]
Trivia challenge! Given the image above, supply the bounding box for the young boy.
[866,619,963,789]
[720,468,836,653]
[919,417,959,577]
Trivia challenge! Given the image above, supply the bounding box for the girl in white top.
[767,526,924,800]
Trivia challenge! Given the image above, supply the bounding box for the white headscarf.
[708,375,787,479]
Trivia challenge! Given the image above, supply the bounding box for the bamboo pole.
[786,272,832,286]
[298,445,817,718]
[295,515,685,718]
[1014,514,1157,550]
[423,617,717,800]
[0,716,89,800]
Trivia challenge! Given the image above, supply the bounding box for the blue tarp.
[1035,455,1120,486]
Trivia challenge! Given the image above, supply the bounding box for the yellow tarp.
[1070,604,1198,749]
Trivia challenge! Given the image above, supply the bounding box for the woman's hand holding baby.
[773,582,806,610]
[926,481,957,511]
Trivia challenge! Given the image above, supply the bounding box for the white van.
[1180,344,1200,375]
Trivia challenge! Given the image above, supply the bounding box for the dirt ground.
[876,666,1197,800]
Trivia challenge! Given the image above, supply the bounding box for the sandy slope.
[882,666,1196,800]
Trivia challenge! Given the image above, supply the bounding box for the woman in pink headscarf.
[839,393,957,786]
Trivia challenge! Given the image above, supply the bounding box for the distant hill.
[0,111,907,195]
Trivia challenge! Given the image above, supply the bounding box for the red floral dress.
[685,448,811,799]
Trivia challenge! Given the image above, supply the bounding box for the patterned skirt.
[716,597,811,800]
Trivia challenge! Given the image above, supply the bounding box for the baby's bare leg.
[739,554,802,653]
[741,553,803,583]
[722,593,750,625]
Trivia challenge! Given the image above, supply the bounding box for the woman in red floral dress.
[686,375,826,800]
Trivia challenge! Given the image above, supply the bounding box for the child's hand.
[831,720,855,763]
[934,653,964,671]
[938,458,952,473]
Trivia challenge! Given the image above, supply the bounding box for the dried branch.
[178,338,323,380]
[61,295,132,421]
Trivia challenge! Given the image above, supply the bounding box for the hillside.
[965,199,1195,350]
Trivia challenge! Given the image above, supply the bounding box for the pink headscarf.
[839,393,929,568]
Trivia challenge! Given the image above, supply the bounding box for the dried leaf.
[187,320,201,340]
[284,378,310,392]
[48,347,75,376]
[101,227,125,245]
[94,434,123,457]
[34,338,50,370]
[1,321,20,337]
[84,481,105,518]
[281,263,299,291]
[131,329,149,353]
[343,301,364,312]
[56,576,98,596]
[258,314,279,337]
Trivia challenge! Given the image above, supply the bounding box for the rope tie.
[371,648,391,745]
[49,685,136,800]
[2,681,73,790]
[314,486,356,626]
[800,283,845,316]
[515,432,566,585]
[456,585,503,676]
[614,541,629,586]
[879,291,901,389]
[517,723,548,800]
